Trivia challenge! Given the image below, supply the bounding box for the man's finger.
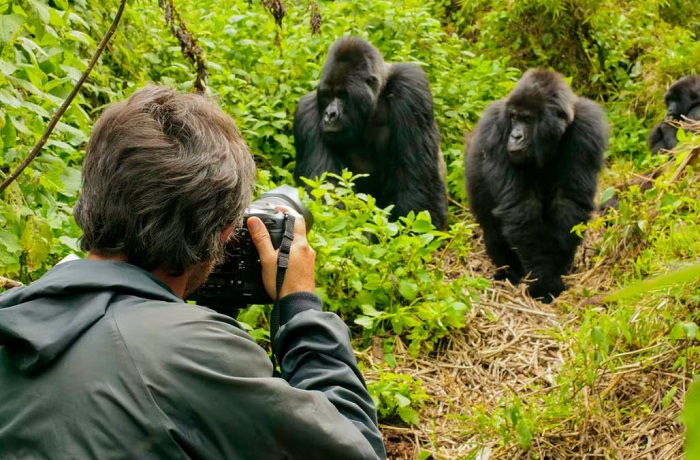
[273,206,307,239]
[247,217,275,263]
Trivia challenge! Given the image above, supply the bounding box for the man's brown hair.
[74,86,256,275]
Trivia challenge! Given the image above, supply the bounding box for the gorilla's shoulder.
[295,90,317,115]
[563,97,609,166]
[388,62,429,82]
[385,63,432,97]
[573,97,605,123]
[571,97,609,143]
[472,99,508,140]
[482,98,507,120]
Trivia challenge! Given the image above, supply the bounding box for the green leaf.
[398,279,418,300]
[354,316,374,329]
[604,264,700,302]
[325,217,348,232]
[397,406,420,425]
[394,393,411,407]
[682,379,700,458]
[360,304,381,317]
[66,30,93,46]
[676,127,687,143]
[390,315,404,334]
[599,186,615,204]
[2,115,16,149]
[364,273,381,290]
[662,386,677,410]
[0,15,25,44]
[591,327,606,349]
[28,0,50,24]
[0,229,22,254]
[58,236,79,252]
[58,167,82,197]
[21,216,53,270]
[411,215,433,233]
[683,322,698,340]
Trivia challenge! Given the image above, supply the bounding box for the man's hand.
[247,207,316,300]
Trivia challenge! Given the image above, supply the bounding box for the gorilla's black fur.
[465,69,609,302]
[649,76,700,154]
[293,37,447,230]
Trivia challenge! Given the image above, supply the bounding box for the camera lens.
[250,185,313,230]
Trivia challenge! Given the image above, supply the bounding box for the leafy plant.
[303,172,486,357]
[367,370,430,425]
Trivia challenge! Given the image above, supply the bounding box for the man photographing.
[0,86,386,459]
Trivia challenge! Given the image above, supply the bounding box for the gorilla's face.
[665,76,700,119]
[504,69,577,168]
[506,106,536,164]
[317,57,382,145]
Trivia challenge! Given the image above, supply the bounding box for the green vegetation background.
[1,0,699,457]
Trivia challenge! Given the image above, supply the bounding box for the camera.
[187,185,313,310]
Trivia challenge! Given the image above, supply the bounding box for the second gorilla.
[465,69,609,302]
[293,37,448,230]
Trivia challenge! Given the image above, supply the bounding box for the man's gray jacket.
[0,259,386,459]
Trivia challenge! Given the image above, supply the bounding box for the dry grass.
[369,240,688,459]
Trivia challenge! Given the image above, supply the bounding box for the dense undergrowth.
[1,0,699,457]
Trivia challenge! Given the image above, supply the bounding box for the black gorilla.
[649,76,700,154]
[464,69,608,302]
[293,37,447,230]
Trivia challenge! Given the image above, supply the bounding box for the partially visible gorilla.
[293,37,448,230]
[465,69,609,302]
[649,76,700,154]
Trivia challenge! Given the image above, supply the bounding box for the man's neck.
[87,252,187,298]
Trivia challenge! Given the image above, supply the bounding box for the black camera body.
[187,185,312,309]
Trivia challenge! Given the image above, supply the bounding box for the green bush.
[302,172,486,357]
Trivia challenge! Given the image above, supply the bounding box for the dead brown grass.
[369,238,688,459]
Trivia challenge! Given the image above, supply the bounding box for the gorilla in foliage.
[465,69,609,302]
[649,76,700,154]
[599,76,700,212]
[293,37,448,230]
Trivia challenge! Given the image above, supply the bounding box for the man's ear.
[221,225,235,244]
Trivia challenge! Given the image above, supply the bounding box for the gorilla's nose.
[324,108,339,124]
[511,132,523,141]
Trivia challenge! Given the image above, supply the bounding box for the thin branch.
[0,276,23,289]
[158,0,208,92]
[309,0,322,35]
[0,0,128,195]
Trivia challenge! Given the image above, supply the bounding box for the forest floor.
[365,212,688,459]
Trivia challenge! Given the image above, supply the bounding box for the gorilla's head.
[664,76,700,119]
[505,69,577,167]
[316,37,387,145]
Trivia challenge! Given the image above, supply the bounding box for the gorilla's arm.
[382,63,447,230]
[549,98,607,255]
[649,121,668,154]
[466,101,525,281]
[649,121,679,154]
[293,92,342,184]
[687,105,700,121]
